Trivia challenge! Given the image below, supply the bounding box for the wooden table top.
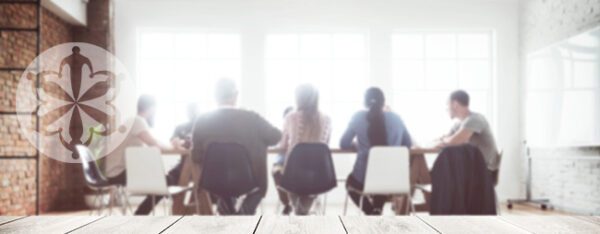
[1,215,598,233]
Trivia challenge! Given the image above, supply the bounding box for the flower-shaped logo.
[16,43,137,163]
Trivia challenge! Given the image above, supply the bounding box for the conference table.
[1,215,599,233]
[172,148,438,215]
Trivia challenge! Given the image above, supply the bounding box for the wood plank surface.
[500,216,600,234]
[71,216,181,234]
[574,216,600,225]
[0,217,23,226]
[162,216,260,234]
[418,216,529,234]
[255,216,345,234]
[340,216,437,234]
[0,216,102,234]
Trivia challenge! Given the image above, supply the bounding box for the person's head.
[364,87,385,110]
[448,90,470,119]
[214,78,238,106]
[295,84,319,114]
[186,102,200,122]
[137,95,157,127]
[364,87,387,146]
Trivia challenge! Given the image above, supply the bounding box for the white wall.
[114,0,522,201]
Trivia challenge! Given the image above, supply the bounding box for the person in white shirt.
[103,95,187,214]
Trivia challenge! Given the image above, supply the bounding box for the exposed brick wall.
[520,0,600,215]
[0,4,91,215]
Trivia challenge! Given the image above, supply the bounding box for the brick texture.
[521,0,600,215]
[0,2,109,214]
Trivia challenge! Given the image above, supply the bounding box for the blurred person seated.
[278,84,331,215]
[191,78,281,215]
[340,87,413,215]
[103,95,188,215]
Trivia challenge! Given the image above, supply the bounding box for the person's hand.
[170,137,184,147]
[433,141,445,151]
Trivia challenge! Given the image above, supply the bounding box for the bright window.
[264,33,369,144]
[137,31,241,140]
[391,31,494,144]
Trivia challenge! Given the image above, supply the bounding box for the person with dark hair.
[433,90,500,180]
[103,94,188,213]
[340,87,412,215]
[271,106,294,215]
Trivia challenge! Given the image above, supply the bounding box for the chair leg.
[343,193,349,215]
[108,188,115,215]
[89,191,98,215]
[408,193,416,215]
[167,194,174,216]
[118,187,128,215]
[151,196,156,216]
[193,188,200,215]
[322,194,327,215]
[120,187,133,215]
[359,195,364,215]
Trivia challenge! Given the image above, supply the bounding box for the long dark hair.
[364,87,387,146]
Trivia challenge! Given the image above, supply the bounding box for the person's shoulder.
[236,108,269,121]
[469,112,488,122]
[385,111,403,122]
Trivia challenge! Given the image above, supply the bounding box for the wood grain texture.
[500,216,600,234]
[255,216,345,234]
[71,216,181,234]
[0,217,23,226]
[163,216,260,234]
[574,216,600,225]
[418,216,529,234]
[0,216,102,234]
[341,216,437,234]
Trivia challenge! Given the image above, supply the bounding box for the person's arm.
[440,127,473,146]
[399,118,413,148]
[190,117,206,164]
[278,115,291,154]
[255,113,282,146]
[137,131,188,155]
[340,114,357,150]
[439,116,483,147]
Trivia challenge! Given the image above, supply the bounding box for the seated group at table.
[102,78,500,216]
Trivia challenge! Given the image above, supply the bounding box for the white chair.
[343,146,415,215]
[125,147,195,215]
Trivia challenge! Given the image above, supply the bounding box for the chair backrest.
[125,147,169,195]
[200,142,258,198]
[280,143,337,196]
[75,144,109,187]
[363,146,410,195]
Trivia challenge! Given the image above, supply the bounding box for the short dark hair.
[137,95,156,113]
[450,90,469,107]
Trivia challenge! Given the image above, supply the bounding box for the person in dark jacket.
[429,144,496,215]
[191,78,282,215]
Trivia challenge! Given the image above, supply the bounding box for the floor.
[1,215,598,233]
